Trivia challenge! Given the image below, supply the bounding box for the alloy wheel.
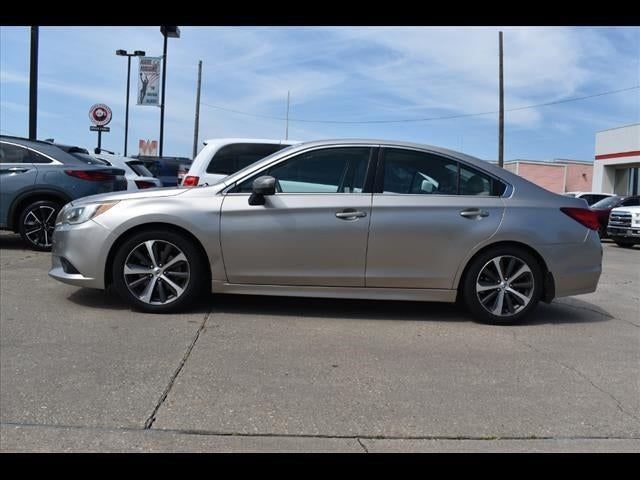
[123,240,190,305]
[23,205,57,249]
[475,255,535,317]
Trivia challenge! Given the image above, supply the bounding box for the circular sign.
[89,104,112,126]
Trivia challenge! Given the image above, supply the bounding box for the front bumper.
[49,220,112,289]
[607,226,640,238]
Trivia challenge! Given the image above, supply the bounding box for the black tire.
[613,239,637,248]
[598,225,607,239]
[461,245,543,325]
[18,200,61,251]
[112,229,207,313]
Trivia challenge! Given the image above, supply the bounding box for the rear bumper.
[535,231,602,298]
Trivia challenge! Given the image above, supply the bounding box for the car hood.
[71,187,188,205]
[611,205,640,214]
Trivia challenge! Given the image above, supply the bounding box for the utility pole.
[285,90,290,140]
[498,31,504,168]
[192,60,202,159]
[29,26,39,140]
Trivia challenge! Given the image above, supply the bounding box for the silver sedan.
[49,140,602,324]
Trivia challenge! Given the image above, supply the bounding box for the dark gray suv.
[0,136,127,251]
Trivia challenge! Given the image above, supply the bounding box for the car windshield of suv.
[70,152,110,166]
[591,196,622,209]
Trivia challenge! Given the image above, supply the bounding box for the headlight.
[56,202,119,225]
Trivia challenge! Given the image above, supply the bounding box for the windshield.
[591,196,622,209]
[70,152,110,166]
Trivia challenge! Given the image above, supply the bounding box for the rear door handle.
[460,208,489,218]
[335,209,367,220]
[6,167,30,173]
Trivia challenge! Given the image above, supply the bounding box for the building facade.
[592,123,640,196]
[500,159,593,194]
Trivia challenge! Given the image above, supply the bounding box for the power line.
[201,85,640,125]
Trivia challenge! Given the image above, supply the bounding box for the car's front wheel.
[18,200,61,251]
[461,246,543,325]
[112,229,206,313]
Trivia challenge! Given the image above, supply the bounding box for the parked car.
[0,135,127,251]
[181,138,299,187]
[92,152,162,190]
[563,191,615,206]
[590,195,640,238]
[135,155,192,187]
[607,205,640,248]
[49,139,602,324]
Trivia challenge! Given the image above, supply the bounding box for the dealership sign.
[138,57,161,106]
[88,104,112,126]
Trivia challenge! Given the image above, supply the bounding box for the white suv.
[182,138,299,187]
[607,205,640,248]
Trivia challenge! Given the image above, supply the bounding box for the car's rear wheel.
[112,229,206,313]
[18,200,61,251]
[461,246,543,325]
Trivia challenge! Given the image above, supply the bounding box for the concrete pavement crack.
[356,438,369,453]
[511,331,640,425]
[143,309,211,429]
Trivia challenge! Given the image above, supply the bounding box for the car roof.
[0,135,87,165]
[202,138,301,147]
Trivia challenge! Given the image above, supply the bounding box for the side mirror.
[249,175,276,205]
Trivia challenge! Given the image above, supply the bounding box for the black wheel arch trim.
[8,188,72,230]
[456,240,554,303]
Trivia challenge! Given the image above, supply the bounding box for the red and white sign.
[139,139,158,156]
[89,104,112,126]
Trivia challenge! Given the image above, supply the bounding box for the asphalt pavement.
[1,232,638,452]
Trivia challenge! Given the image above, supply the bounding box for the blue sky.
[1,26,638,161]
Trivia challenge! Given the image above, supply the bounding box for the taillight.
[182,175,199,187]
[560,207,600,230]
[135,180,156,189]
[65,170,115,182]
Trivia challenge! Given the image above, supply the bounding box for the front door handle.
[460,208,489,219]
[335,209,367,220]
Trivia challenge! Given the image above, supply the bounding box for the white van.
[182,138,299,187]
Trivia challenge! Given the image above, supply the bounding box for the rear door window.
[459,165,506,196]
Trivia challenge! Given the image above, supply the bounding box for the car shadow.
[0,233,28,251]
[65,287,612,325]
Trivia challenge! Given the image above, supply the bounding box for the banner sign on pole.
[137,57,161,106]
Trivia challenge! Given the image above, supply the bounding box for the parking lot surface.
[1,232,638,452]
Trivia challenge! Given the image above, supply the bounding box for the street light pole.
[116,49,145,157]
[29,26,39,140]
[159,26,180,158]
